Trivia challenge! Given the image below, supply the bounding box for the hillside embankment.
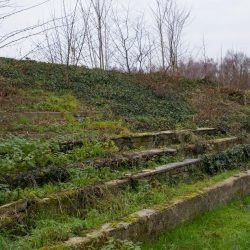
[1,58,250,249]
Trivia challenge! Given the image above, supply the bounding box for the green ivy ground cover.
[1,57,250,133]
[0,133,118,173]
[0,58,195,131]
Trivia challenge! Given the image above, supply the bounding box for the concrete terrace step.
[76,148,177,169]
[0,158,201,218]
[71,136,241,170]
[61,171,250,249]
[0,136,240,194]
[54,128,218,151]
[0,111,87,122]
[0,136,241,194]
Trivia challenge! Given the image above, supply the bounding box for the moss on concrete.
[38,242,69,250]
[111,214,140,228]
[174,192,199,201]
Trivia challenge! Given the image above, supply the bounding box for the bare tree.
[221,50,250,89]
[151,0,168,71]
[33,0,90,88]
[111,3,137,73]
[88,0,114,70]
[151,0,191,75]
[134,14,152,73]
[0,0,50,50]
[166,0,190,75]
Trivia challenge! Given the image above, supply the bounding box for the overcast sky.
[1,0,250,60]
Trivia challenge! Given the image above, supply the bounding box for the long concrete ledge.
[54,128,217,151]
[0,199,27,217]
[75,148,177,169]
[69,136,240,170]
[61,171,250,249]
[0,111,86,122]
[180,136,241,155]
[0,158,201,218]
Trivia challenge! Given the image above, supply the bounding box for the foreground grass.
[0,169,245,250]
[142,196,250,250]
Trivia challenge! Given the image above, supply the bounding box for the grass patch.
[142,196,250,250]
[2,115,128,136]
[31,94,80,113]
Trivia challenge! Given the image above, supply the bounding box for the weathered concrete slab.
[0,199,28,217]
[122,159,201,179]
[0,154,194,218]
[209,137,240,151]
[54,128,217,151]
[62,171,250,249]
[76,148,177,169]
[1,111,86,122]
[178,136,241,155]
[32,158,202,215]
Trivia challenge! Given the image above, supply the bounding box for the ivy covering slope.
[1,57,250,133]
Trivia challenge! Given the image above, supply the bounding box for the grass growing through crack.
[0,169,245,250]
[142,196,250,250]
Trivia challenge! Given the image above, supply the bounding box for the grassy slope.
[1,58,250,249]
[1,57,250,135]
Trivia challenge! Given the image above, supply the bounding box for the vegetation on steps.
[0,133,118,174]
[0,153,186,206]
[1,57,250,249]
[0,170,246,250]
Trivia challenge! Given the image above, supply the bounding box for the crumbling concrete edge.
[0,199,28,218]
[63,171,250,249]
[54,128,217,150]
[0,158,200,218]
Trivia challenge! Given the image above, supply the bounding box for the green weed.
[17,118,32,125]
[244,106,250,116]
[32,94,80,113]
[0,135,118,173]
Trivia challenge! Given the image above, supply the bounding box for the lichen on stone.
[111,214,140,228]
